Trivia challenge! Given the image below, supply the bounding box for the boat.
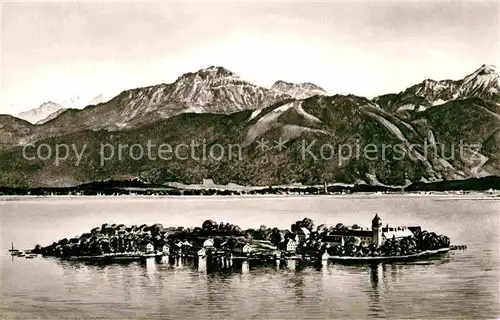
[8,242,19,254]
[328,247,450,263]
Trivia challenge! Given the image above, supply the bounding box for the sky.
[1,1,499,114]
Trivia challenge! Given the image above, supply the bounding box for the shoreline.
[1,192,498,202]
[1,177,498,198]
[328,247,451,262]
[44,247,452,264]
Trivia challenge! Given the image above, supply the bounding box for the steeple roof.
[372,214,382,227]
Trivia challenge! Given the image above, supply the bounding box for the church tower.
[372,214,383,247]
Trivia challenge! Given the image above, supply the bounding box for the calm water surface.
[1,195,499,319]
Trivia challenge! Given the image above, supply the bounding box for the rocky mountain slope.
[373,64,499,114]
[0,65,498,187]
[0,115,34,150]
[271,81,328,99]
[35,108,69,125]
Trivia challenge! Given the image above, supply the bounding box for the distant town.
[1,176,499,197]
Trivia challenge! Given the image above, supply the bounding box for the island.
[30,214,455,267]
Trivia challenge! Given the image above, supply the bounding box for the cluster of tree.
[32,223,172,258]
[290,218,314,233]
[200,220,242,235]
[33,220,248,258]
[325,230,451,258]
[32,218,321,258]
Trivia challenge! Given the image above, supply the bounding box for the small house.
[182,240,193,247]
[233,243,252,254]
[197,248,206,257]
[145,243,155,254]
[203,238,214,248]
[162,244,170,255]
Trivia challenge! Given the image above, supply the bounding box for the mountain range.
[13,94,110,125]
[0,64,498,188]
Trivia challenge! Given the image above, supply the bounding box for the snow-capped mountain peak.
[88,93,109,106]
[271,80,328,99]
[457,64,499,97]
[16,101,65,124]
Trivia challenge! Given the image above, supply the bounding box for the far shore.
[1,177,498,198]
[1,191,498,201]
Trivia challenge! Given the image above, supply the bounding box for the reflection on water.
[286,259,296,270]
[241,260,249,274]
[2,247,498,319]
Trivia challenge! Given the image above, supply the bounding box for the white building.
[233,243,252,254]
[282,239,297,252]
[145,243,155,253]
[197,248,206,257]
[203,238,214,248]
[182,240,193,247]
[382,226,414,241]
[162,244,170,255]
[323,214,419,248]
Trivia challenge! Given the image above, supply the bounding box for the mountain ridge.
[0,64,499,188]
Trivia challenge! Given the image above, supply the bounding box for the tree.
[61,244,72,257]
[301,218,314,231]
[244,229,254,240]
[192,227,202,235]
[284,231,294,240]
[270,231,282,245]
[225,238,239,250]
[343,236,356,256]
[202,220,217,234]
[231,225,242,235]
[150,223,164,237]
[316,224,327,233]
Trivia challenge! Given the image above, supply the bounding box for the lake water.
[1,195,499,319]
